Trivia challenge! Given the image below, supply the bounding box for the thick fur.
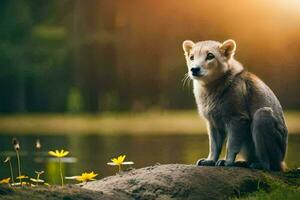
[182,39,288,171]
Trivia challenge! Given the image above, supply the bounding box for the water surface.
[0,133,299,184]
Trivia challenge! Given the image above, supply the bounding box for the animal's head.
[182,39,236,84]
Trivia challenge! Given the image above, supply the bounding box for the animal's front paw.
[196,158,215,166]
[215,160,225,166]
[215,160,235,167]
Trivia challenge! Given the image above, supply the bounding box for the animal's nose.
[191,67,200,74]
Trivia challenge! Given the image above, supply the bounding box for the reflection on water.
[0,134,299,184]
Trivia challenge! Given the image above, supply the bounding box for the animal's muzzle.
[191,67,201,76]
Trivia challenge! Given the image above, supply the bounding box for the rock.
[83,164,273,200]
[1,164,299,200]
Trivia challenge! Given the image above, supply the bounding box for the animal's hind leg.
[251,107,287,171]
[238,138,258,168]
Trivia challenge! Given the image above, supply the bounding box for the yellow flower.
[16,175,28,179]
[112,155,125,165]
[48,150,69,158]
[107,155,134,172]
[107,155,134,166]
[75,172,98,183]
[49,150,69,186]
[0,178,10,184]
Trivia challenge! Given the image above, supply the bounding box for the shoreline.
[0,110,299,135]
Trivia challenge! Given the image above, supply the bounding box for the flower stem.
[8,160,14,184]
[36,174,40,186]
[118,164,121,173]
[16,150,21,183]
[59,158,64,186]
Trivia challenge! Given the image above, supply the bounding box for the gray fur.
[195,70,288,171]
[183,39,288,171]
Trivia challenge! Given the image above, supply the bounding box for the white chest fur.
[193,80,216,119]
[193,81,205,116]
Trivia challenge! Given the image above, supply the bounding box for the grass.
[233,180,300,200]
[236,187,300,200]
[232,168,300,200]
[0,110,299,135]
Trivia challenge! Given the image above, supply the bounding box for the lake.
[0,133,299,184]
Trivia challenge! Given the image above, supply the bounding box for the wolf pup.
[182,39,288,171]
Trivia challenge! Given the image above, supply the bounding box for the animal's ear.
[219,39,236,58]
[182,40,195,55]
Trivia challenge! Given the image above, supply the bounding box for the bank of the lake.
[0,110,299,135]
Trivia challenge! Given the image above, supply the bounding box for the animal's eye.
[189,55,194,61]
[206,52,215,61]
